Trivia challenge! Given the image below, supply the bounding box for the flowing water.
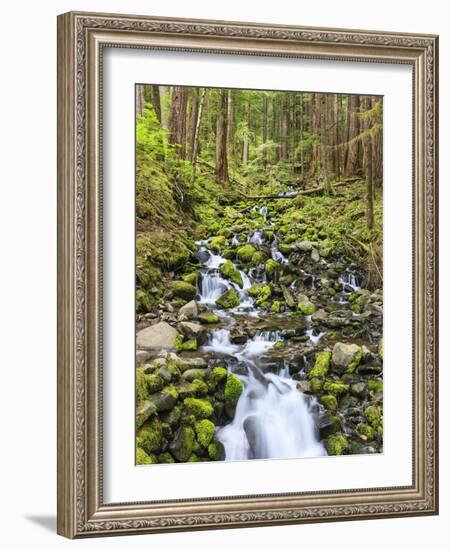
[195,208,329,461]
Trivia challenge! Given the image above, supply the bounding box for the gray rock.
[296,380,312,394]
[178,299,198,320]
[332,342,362,373]
[137,322,179,350]
[182,368,207,382]
[136,350,152,364]
[177,321,207,344]
[149,390,177,412]
[312,309,329,322]
[136,400,157,429]
[296,240,313,252]
[350,382,367,398]
[311,248,320,262]
[175,356,208,372]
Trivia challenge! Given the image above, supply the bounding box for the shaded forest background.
[136,85,383,312]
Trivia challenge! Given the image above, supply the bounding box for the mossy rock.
[182,272,198,286]
[137,417,163,455]
[310,377,324,392]
[237,244,256,263]
[171,281,197,301]
[195,419,216,448]
[136,289,155,313]
[368,380,383,395]
[136,400,157,429]
[356,423,375,442]
[209,235,227,252]
[265,259,280,281]
[364,404,383,428]
[208,366,228,389]
[180,338,198,351]
[297,294,317,315]
[215,289,240,309]
[248,283,271,306]
[220,260,243,287]
[271,300,282,314]
[326,434,349,456]
[323,380,350,397]
[169,426,196,462]
[136,446,157,465]
[183,397,214,419]
[146,373,164,394]
[158,451,175,464]
[320,394,338,413]
[198,311,220,324]
[225,374,244,417]
[308,351,331,380]
[251,251,266,265]
[208,440,225,461]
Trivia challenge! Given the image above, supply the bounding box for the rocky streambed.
[136,205,383,465]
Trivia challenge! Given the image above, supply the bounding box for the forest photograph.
[135,84,384,466]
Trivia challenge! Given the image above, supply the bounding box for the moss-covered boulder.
[271,300,281,313]
[225,374,244,417]
[137,417,163,455]
[237,244,256,263]
[356,422,375,442]
[364,404,383,428]
[171,281,197,301]
[198,311,220,324]
[208,366,228,389]
[323,380,350,397]
[208,440,226,461]
[215,288,240,309]
[169,426,196,462]
[195,419,216,448]
[332,342,362,374]
[308,351,331,379]
[326,434,349,455]
[320,394,338,413]
[220,260,243,287]
[136,400,157,429]
[182,272,198,286]
[209,235,227,252]
[136,446,157,465]
[252,251,266,265]
[265,259,280,281]
[297,294,317,315]
[149,387,178,412]
[248,283,271,306]
[183,397,214,419]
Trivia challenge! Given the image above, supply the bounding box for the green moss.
[237,244,256,263]
[326,434,349,456]
[368,380,383,394]
[220,260,243,287]
[209,235,227,252]
[182,272,198,286]
[171,281,197,300]
[225,374,244,402]
[136,289,155,313]
[310,377,324,392]
[187,453,201,462]
[146,373,164,394]
[356,423,375,442]
[136,446,157,465]
[346,349,363,374]
[247,283,271,306]
[208,441,225,461]
[198,311,220,324]
[170,425,196,462]
[265,259,280,281]
[189,378,209,397]
[158,451,175,464]
[137,417,163,455]
[271,301,282,313]
[136,367,149,402]
[251,251,266,265]
[364,405,383,428]
[215,289,240,309]
[297,295,317,315]
[183,397,214,419]
[209,366,228,388]
[378,339,384,359]
[181,338,198,351]
[195,419,216,448]
[308,351,331,380]
[163,385,179,400]
[323,380,350,397]
[320,394,338,413]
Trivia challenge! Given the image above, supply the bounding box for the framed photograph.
[57,11,439,538]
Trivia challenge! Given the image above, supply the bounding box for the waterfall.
[248,230,264,245]
[217,367,326,460]
[198,272,232,304]
[270,236,288,264]
[339,269,361,292]
[259,206,268,220]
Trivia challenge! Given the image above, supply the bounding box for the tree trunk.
[215,89,229,182]
[191,88,206,181]
[151,85,161,123]
[136,84,145,117]
[159,86,170,131]
[345,94,361,176]
[299,93,305,184]
[243,99,249,165]
[227,89,234,157]
[319,94,332,192]
[262,94,268,166]
[169,86,188,158]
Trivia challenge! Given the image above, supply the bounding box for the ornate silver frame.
[57,11,439,538]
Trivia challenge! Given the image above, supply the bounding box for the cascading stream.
[196,208,327,461]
